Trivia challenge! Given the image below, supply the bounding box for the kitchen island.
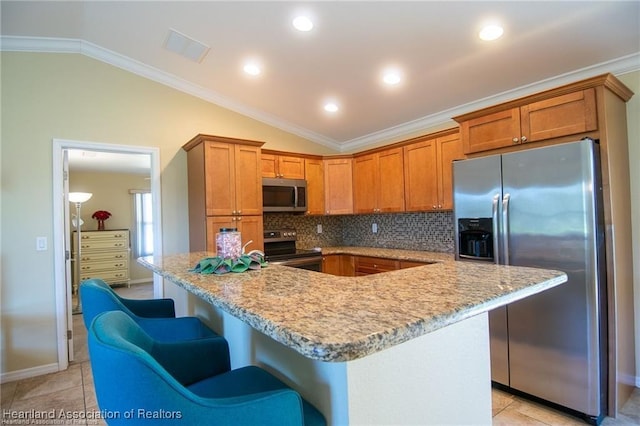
[139,251,567,425]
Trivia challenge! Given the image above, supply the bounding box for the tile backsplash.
[264,211,455,253]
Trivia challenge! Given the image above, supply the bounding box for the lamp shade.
[69,192,93,203]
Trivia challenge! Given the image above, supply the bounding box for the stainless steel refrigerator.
[453,139,607,424]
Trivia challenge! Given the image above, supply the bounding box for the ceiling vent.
[163,28,210,63]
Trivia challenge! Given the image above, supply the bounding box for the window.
[132,191,153,257]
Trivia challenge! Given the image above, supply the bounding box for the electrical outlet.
[36,237,47,251]
[317,224,323,234]
[372,223,378,234]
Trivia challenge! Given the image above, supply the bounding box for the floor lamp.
[69,192,92,313]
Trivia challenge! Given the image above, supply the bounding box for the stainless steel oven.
[263,229,322,272]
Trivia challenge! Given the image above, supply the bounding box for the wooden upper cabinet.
[460,108,521,154]
[204,141,262,216]
[353,154,377,213]
[378,148,405,212]
[404,138,438,212]
[203,142,236,216]
[305,158,325,215]
[404,131,463,211]
[458,88,597,154]
[437,132,465,210]
[353,147,405,213]
[521,89,597,142]
[261,153,305,179]
[234,144,264,215]
[324,157,353,215]
[183,134,265,252]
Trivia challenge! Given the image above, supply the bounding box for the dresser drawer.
[80,269,129,284]
[79,230,129,241]
[79,259,128,273]
[79,240,128,251]
[74,230,129,252]
[80,252,128,262]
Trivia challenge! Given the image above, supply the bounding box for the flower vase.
[97,220,105,231]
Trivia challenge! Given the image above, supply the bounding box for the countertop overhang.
[139,249,567,362]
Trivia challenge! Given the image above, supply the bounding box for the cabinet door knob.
[236,217,242,221]
[521,136,528,143]
[512,137,519,144]
[237,210,242,214]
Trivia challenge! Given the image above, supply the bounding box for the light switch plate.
[36,237,47,251]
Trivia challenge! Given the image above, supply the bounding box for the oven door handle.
[270,257,322,268]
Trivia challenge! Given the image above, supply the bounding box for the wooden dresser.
[73,229,130,287]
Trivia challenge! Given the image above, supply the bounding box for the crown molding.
[2,36,638,153]
[340,52,640,152]
[0,35,342,151]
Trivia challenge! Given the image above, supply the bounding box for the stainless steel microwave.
[262,178,307,213]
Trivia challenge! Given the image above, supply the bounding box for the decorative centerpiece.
[190,247,267,275]
[91,210,112,231]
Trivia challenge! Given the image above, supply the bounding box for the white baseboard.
[1,363,60,384]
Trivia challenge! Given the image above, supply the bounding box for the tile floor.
[2,283,639,425]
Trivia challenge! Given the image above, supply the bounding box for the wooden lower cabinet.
[323,254,429,276]
[205,216,263,255]
[355,256,398,276]
[322,254,354,276]
[399,260,430,269]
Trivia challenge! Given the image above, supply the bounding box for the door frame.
[52,138,163,371]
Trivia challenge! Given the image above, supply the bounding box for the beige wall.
[1,52,638,382]
[69,171,152,283]
[0,52,335,374]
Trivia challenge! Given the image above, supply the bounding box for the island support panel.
[189,292,492,425]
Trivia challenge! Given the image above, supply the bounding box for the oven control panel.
[264,229,297,242]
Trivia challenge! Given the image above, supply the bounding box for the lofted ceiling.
[2,1,639,155]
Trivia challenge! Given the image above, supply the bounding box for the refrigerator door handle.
[502,193,511,265]
[492,194,501,265]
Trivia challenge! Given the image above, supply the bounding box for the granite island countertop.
[139,251,567,362]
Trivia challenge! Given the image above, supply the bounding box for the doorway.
[52,139,163,371]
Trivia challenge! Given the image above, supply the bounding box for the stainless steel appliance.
[262,178,307,213]
[453,139,607,424]
[263,229,322,271]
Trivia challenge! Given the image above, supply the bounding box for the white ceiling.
[2,1,639,156]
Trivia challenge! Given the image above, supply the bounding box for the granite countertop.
[138,249,567,362]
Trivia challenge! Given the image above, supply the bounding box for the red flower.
[92,210,112,221]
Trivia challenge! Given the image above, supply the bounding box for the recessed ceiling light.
[324,102,339,113]
[293,16,314,32]
[382,70,402,85]
[243,62,261,76]
[479,25,504,41]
